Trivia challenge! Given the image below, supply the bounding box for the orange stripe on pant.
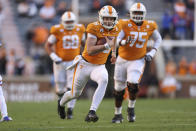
[71,63,78,96]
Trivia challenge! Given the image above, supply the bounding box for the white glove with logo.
[50,52,62,64]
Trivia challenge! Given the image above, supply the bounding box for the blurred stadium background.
[0,0,196,130]
[0,0,195,104]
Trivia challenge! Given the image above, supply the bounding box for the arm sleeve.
[82,34,86,41]
[116,30,125,46]
[151,29,162,50]
[47,34,57,44]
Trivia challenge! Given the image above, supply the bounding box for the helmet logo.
[108,6,113,15]
[137,3,140,9]
[67,12,71,19]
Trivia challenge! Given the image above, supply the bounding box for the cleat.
[0,116,12,122]
[67,108,73,119]
[112,114,123,123]
[58,99,66,119]
[85,110,99,122]
[127,107,136,122]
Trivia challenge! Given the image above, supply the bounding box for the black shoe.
[58,99,66,119]
[127,107,136,122]
[85,110,99,122]
[67,108,73,119]
[112,114,123,123]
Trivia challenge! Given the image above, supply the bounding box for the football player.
[58,5,121,122]
[112,3,162,123]
[45,11,85,119]
[0,42,12,122]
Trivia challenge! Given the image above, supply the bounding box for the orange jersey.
[118,19,158,60]
[82,21,121,64]
[50,24,85,61]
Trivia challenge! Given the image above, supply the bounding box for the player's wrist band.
[152,47,157,51]
[104,43,111,50]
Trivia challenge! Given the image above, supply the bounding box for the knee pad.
[113,89,125,101]
[127,83,139,94]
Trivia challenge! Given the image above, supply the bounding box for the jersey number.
[62,35,79,49]
[129,32,147,48]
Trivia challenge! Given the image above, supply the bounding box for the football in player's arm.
[0,42,12,122]
[58,5,121,122]
[45,11,85,119]
[112,3,162,123]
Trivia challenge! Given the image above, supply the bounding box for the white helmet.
[61,11,76,30]
[99,5,118,30]
[129,3,146,23]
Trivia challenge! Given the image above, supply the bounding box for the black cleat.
[67,108,73,119]
[85,110,99,122]
[127,107,136,122]
[58,99,66,119]
[112,114,124,123]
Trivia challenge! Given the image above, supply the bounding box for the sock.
[67,99,76,109]
[128,100,136,108]
[115,107,122,115]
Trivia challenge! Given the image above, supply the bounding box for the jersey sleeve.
[86,23,97,36]
[80,24,86,33]
[118,19,127,31]
[50,26,57,35]
[148,20,158,31]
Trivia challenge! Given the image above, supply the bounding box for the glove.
[120,36,132,46]
[50,52,62,64]
[144,48,157,62]
[144,55,153,62]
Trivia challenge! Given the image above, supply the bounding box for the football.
[96,37,106,45]
[96,36,114,45]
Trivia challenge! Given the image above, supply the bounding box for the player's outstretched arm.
[144,30,162,62]
[45,35,62,64]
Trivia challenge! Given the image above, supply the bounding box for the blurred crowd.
[161,0,194,40]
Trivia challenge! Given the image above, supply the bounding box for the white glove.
[50,52,62,64]
[120,36,132,46]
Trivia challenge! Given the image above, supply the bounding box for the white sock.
[67,99,76,109]
[0,86,8,117]
[128,100,136,108]
[115,107,122,114]
[60,91,74,107]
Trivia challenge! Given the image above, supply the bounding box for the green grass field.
[0,98,196,131]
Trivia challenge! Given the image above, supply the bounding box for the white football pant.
[60,59,108,111]
[0,75,8,117]
[53,61,76,108]
[114,56,145,91]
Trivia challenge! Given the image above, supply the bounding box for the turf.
[0,99,196,131]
